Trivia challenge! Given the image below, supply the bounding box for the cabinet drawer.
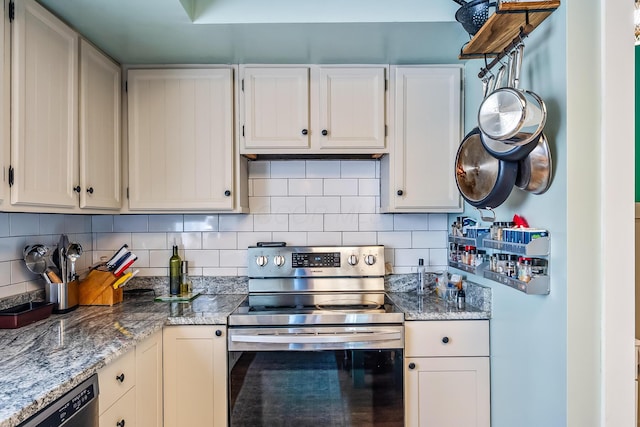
[99,387,136,427]
[405,320,489,357]
[98,349,136,413]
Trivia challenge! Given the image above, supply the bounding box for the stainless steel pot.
[455,128,518,208]
[515,133,553,194]
[478,44,547,146]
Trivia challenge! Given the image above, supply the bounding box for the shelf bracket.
[477,24,532,79]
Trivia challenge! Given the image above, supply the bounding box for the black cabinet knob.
[116,373,125,382]
[224,190,231,197]
[215,330,222,337]
[117,420,126,427]
[73,186,81,193]
[86,187,94,194]
[301,129,308,136]
[397,190,403,196]
[321,129,328,136]
[408,362,416,370]
[442,337,450,344]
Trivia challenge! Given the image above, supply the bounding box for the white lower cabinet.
[98,330,163,427]
[405,320,490,427]
[163,325,227,427]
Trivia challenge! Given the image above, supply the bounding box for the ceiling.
[36,0,470,65]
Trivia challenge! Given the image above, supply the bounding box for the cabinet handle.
[442,336,450,344]
[321,129,328,136]
[397,190,403,196]
[116,373,125,383]
[86,187,94,194]
[224,190,231,197]
[116,420,126,427]
[408,362,416,370]
[301,129,308,136]
[73,186,81,193]
[215,329,223,337]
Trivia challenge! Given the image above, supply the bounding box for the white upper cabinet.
[10,0,78,208]
[79,39,121,210]
[240,65,388,155]
[127,68,238,211]
[381,66,463,213]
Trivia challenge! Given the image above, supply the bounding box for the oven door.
[228,326,404,426]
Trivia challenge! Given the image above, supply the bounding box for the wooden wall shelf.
[459,0,560,59]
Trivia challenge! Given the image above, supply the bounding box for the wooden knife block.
[79,270,123,306]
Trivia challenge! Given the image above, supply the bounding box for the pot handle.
[511,43,524,90]
[474,207,496,223]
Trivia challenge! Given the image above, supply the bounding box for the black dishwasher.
[18,374,99,427]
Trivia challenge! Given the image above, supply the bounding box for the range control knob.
[364,254,376,266]
[273,255,285,267]
[256,255,268,267]
[348,255,359,266]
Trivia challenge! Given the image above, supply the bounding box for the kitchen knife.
[106,244,129,269]
[112,272,132,289]
[114,253,138,277]
[109,249,131,272]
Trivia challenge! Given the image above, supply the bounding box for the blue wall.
[457,6,567,426]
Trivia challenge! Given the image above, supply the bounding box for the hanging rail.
[477,23,532,79]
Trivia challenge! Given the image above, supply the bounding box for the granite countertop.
[0,280,490,427]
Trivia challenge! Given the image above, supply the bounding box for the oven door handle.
[230,330,401,344]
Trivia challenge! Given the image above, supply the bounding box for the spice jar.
[531,258,548,276]
[496,253,508,274]
[506,254,518,277]
[517,257,532,282]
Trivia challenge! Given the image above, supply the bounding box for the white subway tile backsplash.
[202,267,240,277]
[184,215,219,232]
[340,197,376,214]
[219,250,247,267]
[271,197,306,214]
[340,161,376,178]
[114,215,149,232]
[306,197,340,214]
[249,197,271,213]
[271,160,306,178]
[358,214,394,232]
[428,249,448,267]
[237,232,273,249]
[428,213,449,231]
[289,214,323,232]
[393,214,429,231]
[0,237,26,263]
[148,215,184,232]
[0,213,9,237]
[10,213,39,236]
[167,232,202,250]
[132,233,167,250]
[306,160,340,178]
[288,179,323,196]
[92,215,114,233]
[412,231,447,249]
[203,232,238,250]
[248,161,270,178]
[358,179,380,196]
[324,214,359,232]
[253,179,289,197]
[219,215,253,232]
[377,231,412,249]
[94,233,132,250]
[65,215,92,233]
[39,214,65,235]
[342,232,377,246]
[394,248,430,267]
[138,267,167,277]
[323,179,358,196]
[0,282,27,299]
[253,214,289,232]
[307,232,342,246]
[149,250,172,268]
[271,232,307,246]
[11,259,34,284]
[0,261,11,286]
[184,249,220,268]
[132,250,150,268]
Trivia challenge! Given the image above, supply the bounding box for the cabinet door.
[136,330,162,427]
[128,68,234,210]
[79,39,121,210]
[241,67,310,150]
[316,67,386,150]
[11,0,78,208]
[383,67,462,212]
[405,357,490,427]
[163,326,227,427]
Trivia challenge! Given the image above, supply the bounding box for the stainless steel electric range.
[228,245,404,426]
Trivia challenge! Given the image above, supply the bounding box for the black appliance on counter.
[228,245,404,426]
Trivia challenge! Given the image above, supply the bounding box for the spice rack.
[459,1,560,60]
[448,234,550,295]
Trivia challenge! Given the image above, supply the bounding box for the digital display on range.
[292,252,340,268]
